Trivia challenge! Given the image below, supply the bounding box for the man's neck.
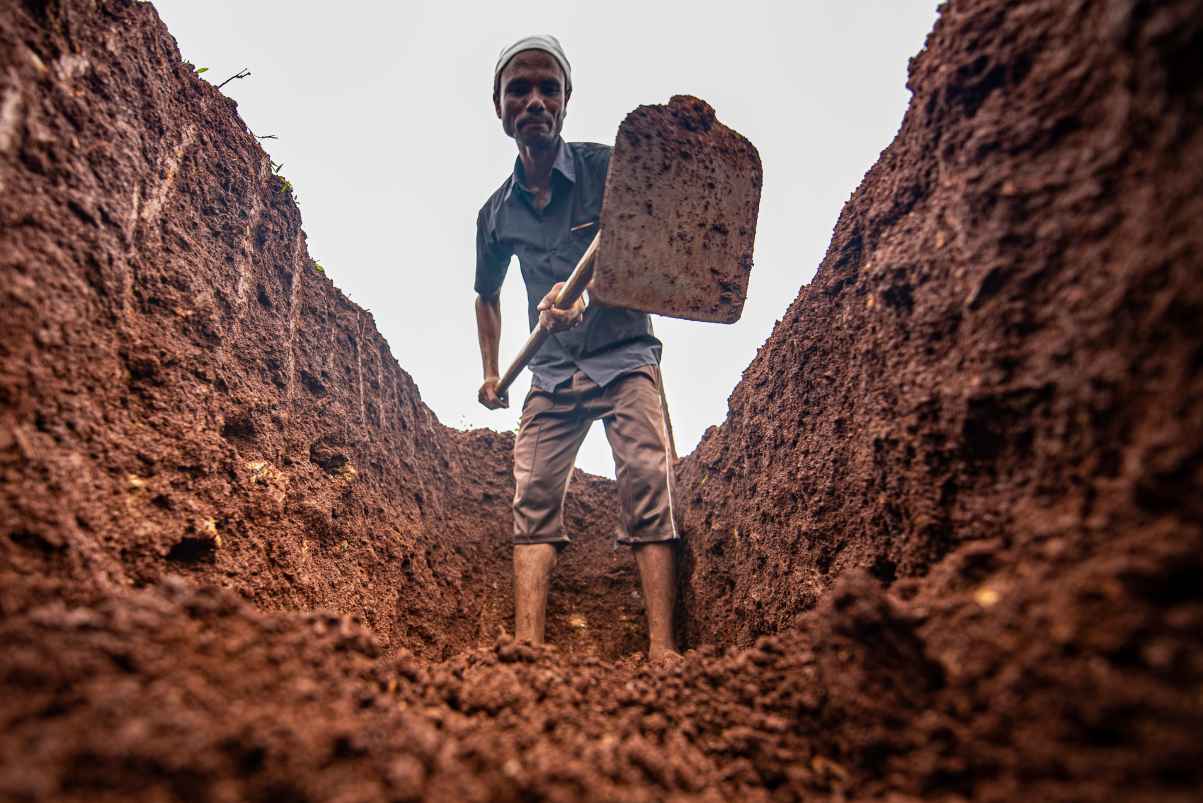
[517,137,559,191]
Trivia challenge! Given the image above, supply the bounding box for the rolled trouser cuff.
[512,532,573,547]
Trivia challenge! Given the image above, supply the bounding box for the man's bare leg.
[634,541,679,659]
[514,543,558,644]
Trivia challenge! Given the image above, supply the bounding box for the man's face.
[495,50,569,149]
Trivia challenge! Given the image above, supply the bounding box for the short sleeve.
[474,204,510,296]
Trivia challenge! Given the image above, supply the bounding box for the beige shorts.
[512,365,679,546]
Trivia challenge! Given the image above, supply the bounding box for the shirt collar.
[507,138,575,201]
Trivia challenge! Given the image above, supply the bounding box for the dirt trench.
[1,0,1201,801]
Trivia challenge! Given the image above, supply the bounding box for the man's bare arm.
[476,292,508,409]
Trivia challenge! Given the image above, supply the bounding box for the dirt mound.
[2,0,1201,800]
[0,573,947,802]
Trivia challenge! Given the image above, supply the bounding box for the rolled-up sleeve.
[474,204,510,297]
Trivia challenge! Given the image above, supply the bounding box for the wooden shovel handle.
[497,231,600,395]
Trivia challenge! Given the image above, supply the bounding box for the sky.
[154,0,940,477]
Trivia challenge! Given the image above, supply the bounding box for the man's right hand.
[478,376,509,409]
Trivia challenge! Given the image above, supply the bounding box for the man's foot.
[648,645,683,663]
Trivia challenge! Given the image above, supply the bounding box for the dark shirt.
[475,138,662,391]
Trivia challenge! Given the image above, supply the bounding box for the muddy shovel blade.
[592,95,763,324]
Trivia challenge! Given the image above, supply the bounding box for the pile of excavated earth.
[1,0,1200,801]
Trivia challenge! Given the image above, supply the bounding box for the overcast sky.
[154,0,939,477]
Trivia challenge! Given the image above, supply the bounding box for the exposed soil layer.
[674,0,1203,795]
[0,0,640,662]
[1,0,1201,801]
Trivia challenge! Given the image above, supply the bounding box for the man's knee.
[513,477,574,545]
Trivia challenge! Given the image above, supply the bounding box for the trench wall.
[0,0,636,657]
[677,0,1203,648]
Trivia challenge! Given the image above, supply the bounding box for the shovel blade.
[593,96,762,324]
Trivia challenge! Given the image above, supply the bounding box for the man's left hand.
[538,282,586,332]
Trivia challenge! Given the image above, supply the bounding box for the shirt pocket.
[560,219,598,265]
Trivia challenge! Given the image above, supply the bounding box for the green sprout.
[270,161,296,198]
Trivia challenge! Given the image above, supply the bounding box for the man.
[474,35,679,660]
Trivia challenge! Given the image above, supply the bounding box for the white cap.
[493,34,572,100]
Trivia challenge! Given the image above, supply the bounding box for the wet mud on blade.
[593,95,763,323]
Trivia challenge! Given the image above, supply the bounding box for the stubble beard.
[517,117,561,152]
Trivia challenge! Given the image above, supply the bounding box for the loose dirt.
[1,0,1200,801]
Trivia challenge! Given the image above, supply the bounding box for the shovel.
[496,95,763,395]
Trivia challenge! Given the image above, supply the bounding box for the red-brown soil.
[0,0,640,662]
[2,0,1201,801]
